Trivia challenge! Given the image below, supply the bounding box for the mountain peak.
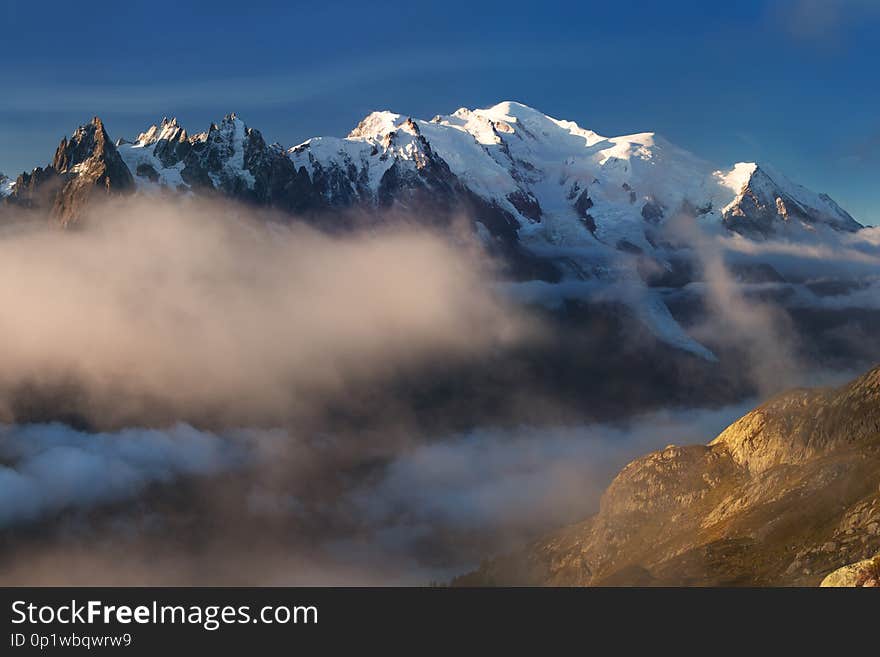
[484,100,544,119]
[43,117,135,223]
[348,111,405,140]
[716,161,759,194]
[473,100,565,131]
[211,113,250,141]
[459,100,607,150]
[52,117,114,173]
[719,160,862,236]
[135,117,186,148]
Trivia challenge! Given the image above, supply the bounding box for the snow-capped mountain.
[107,101,862,254]
[0,173,14,198]
[2,101,871,361]
[115,114,316,209]
[718,162,861,235]
[291,101,860,246]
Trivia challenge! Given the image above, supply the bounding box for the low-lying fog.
[0,197,877,584]
[0,404,755,585]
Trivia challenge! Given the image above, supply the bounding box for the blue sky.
[1,0,877,223]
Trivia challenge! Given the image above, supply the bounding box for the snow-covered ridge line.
[111,100,860,245]
[4,102,866,362]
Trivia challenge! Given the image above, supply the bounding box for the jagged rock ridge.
[5,117,134,225]
[719,163,861,237]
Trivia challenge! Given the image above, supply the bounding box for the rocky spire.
[47,117,135,224]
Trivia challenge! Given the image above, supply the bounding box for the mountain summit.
[6,117,133,224]
[50,116,135,223]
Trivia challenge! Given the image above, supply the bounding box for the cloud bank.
[0,197,529,428]
[0,402,753,584]
[1,193,878,585]
[0,422,242,527]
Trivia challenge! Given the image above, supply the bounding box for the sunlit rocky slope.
[456,364,880,586]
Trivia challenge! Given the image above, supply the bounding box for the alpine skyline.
[1,0,877,223]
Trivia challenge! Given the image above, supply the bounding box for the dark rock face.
[135,163,160,183]
[641,198,664,224]
[375,137,458,210]
[51,117,135,224]
[5,117,134,225]
[150,119,192,168]
[507,190,542,221]
[574,190,596,233]
[723,188,781,237]
[10,166,63,208]
[117,115,324,215]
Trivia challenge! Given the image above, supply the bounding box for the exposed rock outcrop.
[820,553,880,587]
[4,117,134,225]
[50,117,135,224]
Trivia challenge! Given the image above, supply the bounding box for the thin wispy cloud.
[773,0,880,45]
